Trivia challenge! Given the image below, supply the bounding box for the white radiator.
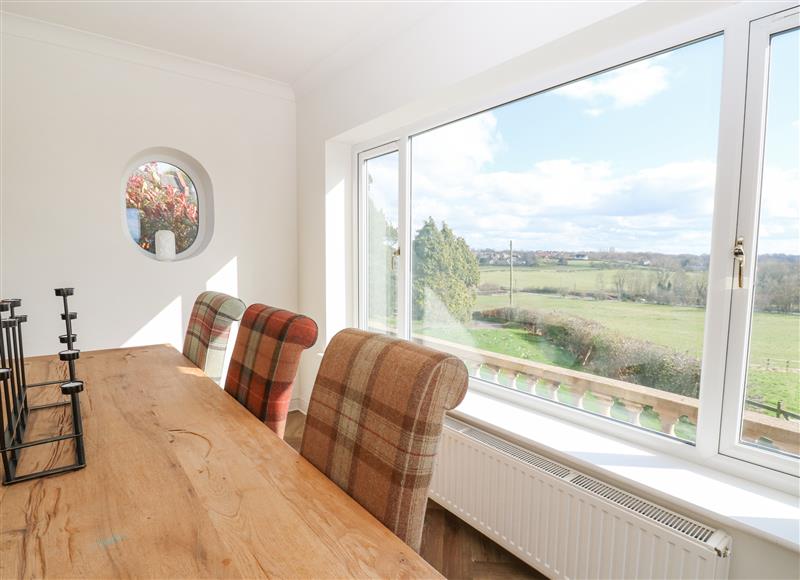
[430,418,732,580]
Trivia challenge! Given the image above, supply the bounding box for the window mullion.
[694,14,751,459]
[397,135,412,340]
[355,150,367,330]
[718,15,772,460]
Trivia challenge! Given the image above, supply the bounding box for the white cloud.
[555,60,670,109]
[584,108,605,117]
[412,112,502,186]
[410,113,719,254]
[758,165,800,255]
[365,154,399,222]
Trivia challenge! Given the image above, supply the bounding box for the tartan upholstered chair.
[224,304,318,438]
[300,328,469,552]
[183,291,246,383]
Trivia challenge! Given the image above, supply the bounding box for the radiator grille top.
[570,474,715,543]
[444,417,571,479]
[443,416,718,546]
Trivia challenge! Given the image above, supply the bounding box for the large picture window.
[357,6,799,484]
[410,35,723,445]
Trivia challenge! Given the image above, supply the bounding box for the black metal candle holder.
[0,288,86,485]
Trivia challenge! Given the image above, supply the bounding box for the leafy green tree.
[366,196,398,327]
[755,259,800,313]
[126,162,199,253]
[412,217,479,323]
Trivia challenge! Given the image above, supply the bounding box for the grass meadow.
[479,263,706,294]
[417,264,799,414]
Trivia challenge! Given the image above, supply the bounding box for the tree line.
[368,207,479,325]
[370,209,798,327]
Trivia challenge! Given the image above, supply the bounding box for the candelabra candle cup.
[0,289,87,485]
[155,229,176,261]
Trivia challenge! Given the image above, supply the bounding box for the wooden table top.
[0,345,440,579]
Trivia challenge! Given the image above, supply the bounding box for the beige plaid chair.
[183,291,246,383]
[300,328,469,552]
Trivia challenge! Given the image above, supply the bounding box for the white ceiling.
[0,1,439,91]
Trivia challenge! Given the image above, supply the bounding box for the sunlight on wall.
[206,256,239,296]
[326,177,346,343]
[206,256,240,386]
[325,140,353,346]
[123,296,183,350]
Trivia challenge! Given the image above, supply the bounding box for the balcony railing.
[414,334,800,456]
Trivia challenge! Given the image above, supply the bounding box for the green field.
[413,264,799,414]
[480,264,704,294]
[415,322,577,369]
[473,291,799,411]
[477,291,707,356]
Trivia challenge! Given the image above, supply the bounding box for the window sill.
[449,390,800,553]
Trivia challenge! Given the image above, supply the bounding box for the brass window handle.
[733,237,745,289]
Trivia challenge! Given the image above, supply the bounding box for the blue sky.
[368,31,798,256]
[765,29,799,171]
[488,37,724,176]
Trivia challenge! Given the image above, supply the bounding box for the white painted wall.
[0,14,297,360]
[295,1,800,577]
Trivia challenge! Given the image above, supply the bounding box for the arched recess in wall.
[122,147,214,261]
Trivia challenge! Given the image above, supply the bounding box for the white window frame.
[356,142,403,334]
[352,1,800,494]
[719,7,800,477]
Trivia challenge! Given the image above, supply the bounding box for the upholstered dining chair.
[224,304,318,438]
[183,291,246,383]
[300,328,469,552]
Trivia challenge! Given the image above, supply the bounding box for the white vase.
[155,229,176,261]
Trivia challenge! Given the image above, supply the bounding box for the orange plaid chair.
[224,304,318,438]
[300,328,469,552]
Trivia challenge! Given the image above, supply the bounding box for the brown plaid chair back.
[300,328,469,552]
[183,291,246,383]
[225,304,318,438]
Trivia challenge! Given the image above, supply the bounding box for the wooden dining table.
[0,345,441,579]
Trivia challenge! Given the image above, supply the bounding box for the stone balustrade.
[415,334,799,455]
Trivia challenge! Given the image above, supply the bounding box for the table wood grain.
[0,345,441,579]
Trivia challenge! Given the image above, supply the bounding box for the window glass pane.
[365,151,399,334]
[125,161,200,255]
[410,36,724,442]
[740,28,800,457]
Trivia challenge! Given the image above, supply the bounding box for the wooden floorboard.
[285,411,544,580]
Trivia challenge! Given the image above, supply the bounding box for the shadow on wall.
[0,253,244,360]
[121,257,240,372]
[122,256,240,350]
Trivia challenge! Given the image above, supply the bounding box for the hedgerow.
[476,307,700,397]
